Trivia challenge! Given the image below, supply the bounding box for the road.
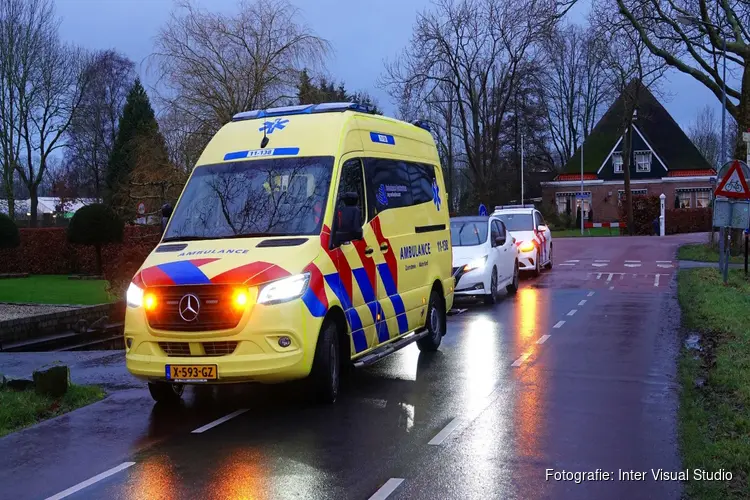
[0,233,705,500]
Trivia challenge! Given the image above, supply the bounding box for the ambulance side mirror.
[332,192,363,246]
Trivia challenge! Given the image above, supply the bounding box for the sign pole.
[744,229,748,277]
[719,226,725,271]
[724,224,731,284]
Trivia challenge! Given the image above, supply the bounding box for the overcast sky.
[56,0,725,131]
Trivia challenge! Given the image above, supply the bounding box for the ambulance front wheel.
[148,381,184,404]
[310,319,340,404]
[417,289,445,352]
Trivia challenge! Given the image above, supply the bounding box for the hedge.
[0,225,160,275]
[665,208,712,234]
[619,194,660,235]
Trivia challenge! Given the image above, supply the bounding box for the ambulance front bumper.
[125,298,320,384]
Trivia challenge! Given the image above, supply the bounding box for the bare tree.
[604,0,750,161]
[539,23,613,166]
[66,50,134,199]
[381,0,555,209]
[688,104,721,168]
[151,0,330,154]
[591,0,666,234]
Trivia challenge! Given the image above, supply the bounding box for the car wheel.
[417,289,445,352]
[531,250,541,277]
[310,320,340,404]
[148,381,184,404]
[506,261,519,294]
[483,267,498,305]
[544,244,553,269]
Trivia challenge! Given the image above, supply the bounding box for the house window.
[635,151,651,172]
[676,191,691,208]
[555,192,590,217]
[617,189,647,206]
[696,190,711,208]
[613,153,623,173]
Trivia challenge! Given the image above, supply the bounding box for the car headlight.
[126,282,144,308]
[519,241,536,253]
[257,273,310,305]
[463,256,487,272]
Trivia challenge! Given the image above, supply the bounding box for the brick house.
[541,83,714,222]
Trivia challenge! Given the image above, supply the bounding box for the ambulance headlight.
[257,273,310,305]
[126,282,144,308]
[464,256,487,272]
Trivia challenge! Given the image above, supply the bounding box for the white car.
[450,216,519,304]
[492,205,552,276]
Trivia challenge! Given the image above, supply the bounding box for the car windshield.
[164,156,334,241]
[450,220,488,246]
[494,213,534,231]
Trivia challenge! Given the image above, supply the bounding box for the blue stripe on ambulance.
[324,272,367,353]
[353,268,390,343]
[369,132,395,145]
[157,261,211,285]
[301,288,326,317]
[376,263,408,334]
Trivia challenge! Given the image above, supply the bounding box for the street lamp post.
[677,14,727,163]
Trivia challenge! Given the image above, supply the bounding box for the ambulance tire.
[310,320,340,404]
[148,382,184,404]
[417,290,445,352]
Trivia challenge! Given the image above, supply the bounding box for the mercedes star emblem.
[178,294,200,322]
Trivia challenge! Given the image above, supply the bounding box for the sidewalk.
[679,260,745,270]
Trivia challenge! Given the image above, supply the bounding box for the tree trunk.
[622,123,634,235]
[95,244,103,276]
[29,186,39,228]
[734,63,750,162]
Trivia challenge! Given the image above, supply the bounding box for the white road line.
[596,273,602,279]
[559,263,576,266]
[565,259,580,262]
[553,320,566,328]
[578,299,587,306]
[624,263,641,268]
[656,260,672,263]
[594,259,610,262]
[657,264,674,268]
[45,462,136,500]
[369,478,405,500]
[654,274,660,287]
[192,409,249,434]
[428,418,461,445]
[625,260,641,263]
[587,291,595,297]
[537,334,551,344]
[567,309,577,316]
[511,352,532,367]
[592,263,607,267]
[609,286,615,290]
[606,273,614,282]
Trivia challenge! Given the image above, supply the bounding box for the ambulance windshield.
[164,156,333,240]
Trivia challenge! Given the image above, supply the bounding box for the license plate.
[166,365,217,381]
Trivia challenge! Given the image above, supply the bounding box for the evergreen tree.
[105,79,169,218]
[297,69,382,114]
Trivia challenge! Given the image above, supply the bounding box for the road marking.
[565,259,580,262]
[587,291,595,297]
[609,286,615,290]
[553,320,565,328]
[657,264,673,268]
[592,263,607,267]
[656,260,672,263]
[567,309,577,316]
[624,263,641,267]
[45,462,136,500]
[559,263,576,266]
[369,478,405,500]
[594,259,610,262]
[606,273,614,282]
[578,299,587,306]
[625,260,641,263]
[537,334,551,344]
[192,409,249,434]
[654,274,660,287]
[511,352,532,367]
[428,417,461,445]
[596,273,602,279]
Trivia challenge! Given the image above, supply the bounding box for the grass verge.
[0,385,104,437]
[677,268,750,499]
[678,243,745,264]
[551,227,620,238]
[0,275,110,304]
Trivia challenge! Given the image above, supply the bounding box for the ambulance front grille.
[203,341,238,356]
[146,284,243,332]
[158,341,238,357]
[159,342,191,356]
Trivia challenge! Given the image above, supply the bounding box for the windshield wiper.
[162,232,297,242]
[162,236,212,242]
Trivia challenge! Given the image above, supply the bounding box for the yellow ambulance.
[124,102,454,403]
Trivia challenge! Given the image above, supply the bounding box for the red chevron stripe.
[352,238,377,294]
[320,225,353,301]
[303,262,328,310]
[212,261,290,285]
[370,216,397,289]
[140,266,175,286]
[190,258,220,267]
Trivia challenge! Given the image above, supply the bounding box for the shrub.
[619,194,660,235]
[666,208,712,234]
[104,243,154,300]
[0,213,19,249]
[68,204,124,274]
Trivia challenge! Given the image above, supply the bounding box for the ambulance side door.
[333,157,385,354]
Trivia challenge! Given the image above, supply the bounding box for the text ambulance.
[124,102,454,403]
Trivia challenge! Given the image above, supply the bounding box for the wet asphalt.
[0,234,706,500]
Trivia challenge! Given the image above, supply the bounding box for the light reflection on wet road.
[0,235,704,500]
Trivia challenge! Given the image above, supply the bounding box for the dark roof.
[564,81,712,174]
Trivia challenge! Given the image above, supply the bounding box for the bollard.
[659,194,666,236]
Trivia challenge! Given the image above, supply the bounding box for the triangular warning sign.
[715,160,750,199]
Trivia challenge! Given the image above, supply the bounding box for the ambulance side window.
[338,159,366,223]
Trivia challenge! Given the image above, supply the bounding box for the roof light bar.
[232,102,374,122]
